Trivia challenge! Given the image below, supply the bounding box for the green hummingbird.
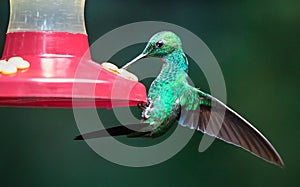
[75,31,284,167]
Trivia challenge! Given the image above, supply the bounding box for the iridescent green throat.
[156,49,188,81]
[148,49,188,99]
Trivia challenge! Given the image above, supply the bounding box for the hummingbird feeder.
[0,0,147,108]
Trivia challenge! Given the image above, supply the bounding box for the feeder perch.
[0,0,147,108]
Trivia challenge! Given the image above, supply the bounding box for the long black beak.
[122,53,147,69]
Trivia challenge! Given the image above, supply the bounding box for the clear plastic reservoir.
[7,0,86,33]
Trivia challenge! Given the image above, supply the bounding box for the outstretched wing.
[178,90,284,167]
[74,123,150,140]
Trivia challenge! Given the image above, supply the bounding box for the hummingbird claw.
[137,102,147,110]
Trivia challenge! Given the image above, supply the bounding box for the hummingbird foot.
[137,102,147,110]
[142,99,153,120]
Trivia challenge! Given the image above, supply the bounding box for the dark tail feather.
[74,123,149,140]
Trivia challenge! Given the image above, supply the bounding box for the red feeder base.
[0,32,147,108]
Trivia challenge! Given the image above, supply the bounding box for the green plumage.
[139,32,202,135]
[123,31,283,167]
[76,31,284,167]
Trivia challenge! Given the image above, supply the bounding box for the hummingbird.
[75,31,284,167]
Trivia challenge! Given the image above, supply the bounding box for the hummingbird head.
[142,31,183,57]
[122,31,183,69]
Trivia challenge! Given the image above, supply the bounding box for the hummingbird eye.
[155,40,164,48]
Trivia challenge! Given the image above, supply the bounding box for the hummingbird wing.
[74,123,150,140]
[74,98,181,139]
[178,90,284,167]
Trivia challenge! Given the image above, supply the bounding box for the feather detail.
[74,123,150,140]
[178,91,284,167]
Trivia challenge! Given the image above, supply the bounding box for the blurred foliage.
[0,0,299,186]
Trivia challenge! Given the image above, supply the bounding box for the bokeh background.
[0,0,299,186]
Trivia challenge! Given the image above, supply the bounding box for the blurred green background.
[0,0,299,186]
